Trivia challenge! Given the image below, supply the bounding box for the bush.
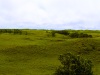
[69,32,79,38]
[54,53,93,75]
[51,31,56,37]
[55,30,69,35]
[69,32,92,38]
[13,29,22,35]
[0,29,26,35]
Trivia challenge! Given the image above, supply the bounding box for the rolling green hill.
[0,29,100,75]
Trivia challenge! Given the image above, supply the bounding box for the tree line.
[51,30,92,38]
[0,29,27,35]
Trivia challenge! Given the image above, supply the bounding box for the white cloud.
[0,0,100,29]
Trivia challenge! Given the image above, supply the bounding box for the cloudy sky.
[0,0,100,30]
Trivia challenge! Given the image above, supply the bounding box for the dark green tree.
[69,32,79,38]
[51,31,56,37]
[55,30,69,35]
[54,53,93,75]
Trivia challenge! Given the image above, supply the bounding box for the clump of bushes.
[51,30,69,37]
[51,30,92,38]
[54,53,93,75]
[69,32,79,38]
[0,29,27,35]
[55,30,69,35]
[69,32,92,38]
[51,31,56,37]
[13,29,22,35]
[0,29,12,34]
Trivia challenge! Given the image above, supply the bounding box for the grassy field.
[0,29,100,75]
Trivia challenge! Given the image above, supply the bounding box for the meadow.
[0,29,100,75]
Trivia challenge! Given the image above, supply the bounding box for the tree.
[51,31,56,37]
[69,32,79,38]
[55,30,69,35]
[69,32,92,38]
[54,53,93,75]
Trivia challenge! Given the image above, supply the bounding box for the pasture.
[0,29,100,75]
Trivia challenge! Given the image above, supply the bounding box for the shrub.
[54,53,93,75]
[13,29,22,34]
[88,35,92,38]
[69,32,92,38]
[0,29,27,35]
[51,31,56,37]
[69,32,79,38]
[55,30,69,35]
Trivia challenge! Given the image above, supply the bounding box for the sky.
[0,0,100,30]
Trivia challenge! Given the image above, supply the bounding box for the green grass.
[0,30,100,75]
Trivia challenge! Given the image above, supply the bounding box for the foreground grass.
[0,30,100,75]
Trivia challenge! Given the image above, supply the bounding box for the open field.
[0,29,100,75]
